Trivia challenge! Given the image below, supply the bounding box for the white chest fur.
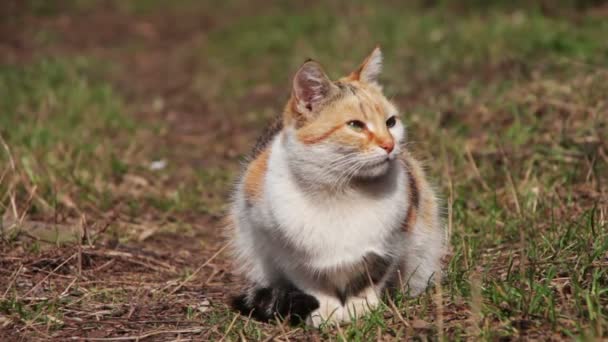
[262,136,409,271]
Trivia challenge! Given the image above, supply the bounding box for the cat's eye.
[347,120,366,132]
[386,116,397,128]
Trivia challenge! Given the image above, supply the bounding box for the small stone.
[149,160,167,171]
[197,299,211,313]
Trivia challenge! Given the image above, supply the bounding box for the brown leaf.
[411,319,430,330]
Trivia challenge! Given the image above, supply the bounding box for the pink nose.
[379,140,394,153]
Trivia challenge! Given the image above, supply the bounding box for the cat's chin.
[355,159,392,179]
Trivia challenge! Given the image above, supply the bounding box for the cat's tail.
[231,285,319,325]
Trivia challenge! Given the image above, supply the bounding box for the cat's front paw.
[280,290,320,325]
[306,288,380,327]
[344,286,380,319]
[307,302,346,327]
[231,286,319,325]
[305,293,345,327]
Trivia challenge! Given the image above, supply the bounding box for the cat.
[228,47,445,327]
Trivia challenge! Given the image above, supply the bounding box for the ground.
[1,0,607,340]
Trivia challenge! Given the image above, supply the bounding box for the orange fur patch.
[298,124,344,145]
[400,152,438,231]
[403,206,418,232]
[292,82,396,150]
[244,149,270,202]
[402,155,420,232]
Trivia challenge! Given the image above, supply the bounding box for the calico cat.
[228,47,445,326]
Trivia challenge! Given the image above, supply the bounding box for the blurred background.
[1,0,607,340]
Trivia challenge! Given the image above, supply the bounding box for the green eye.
[386,116,397,128]
[347,120,366,132]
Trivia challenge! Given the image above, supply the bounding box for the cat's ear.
[350,46,383,84]
[292,60,335,114]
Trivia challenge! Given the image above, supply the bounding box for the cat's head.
[282,47,405,187]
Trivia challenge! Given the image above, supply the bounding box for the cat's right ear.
[292,60,335,114]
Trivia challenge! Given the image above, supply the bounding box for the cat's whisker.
[331,155,382,184]
[316,156,361,181]
[331,162,358,191]
[332,156,376,190]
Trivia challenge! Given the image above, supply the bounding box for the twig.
[89,259,115,273]
[0,165,9,187]
[70,328,204,341]
[81,214,92,246]
[218,313,239,342]
[90,213,117,243]
[9,191,18,224]
[465,144,490,191]
[20,318,53,340]
[242,308,254,331]
[500,147,522,217]
[598,146,608,166]
[169,243,228,295]
[2,264,24,299]
[467,271,483,338]
[77,237,83,278]
[17,185,38,229]
[203,266,221,286]
[59,277,78,298]
[441,128,456,262]
[335,321,347,341]
[386,294,410,328]
[0,133,16,171]
[261,330,283,342]
[24,253,77,297]
[83,250,176,274]
[434,273,444,341]
[275,316,293,342]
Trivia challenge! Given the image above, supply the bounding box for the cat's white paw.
[306,288,380,327]
[344,287,380,319]
[307,296,342,327]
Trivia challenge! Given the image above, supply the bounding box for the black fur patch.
[251,117,283,158]
[337,253,394,305]
[231,284,319,325]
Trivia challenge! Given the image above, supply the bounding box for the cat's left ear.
[292,60,336,114]
[350,46,383,84]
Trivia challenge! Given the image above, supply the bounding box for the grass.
[1,0,607,340]
[0,58,132,220]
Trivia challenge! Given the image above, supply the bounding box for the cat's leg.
[231,248,320,324]
[401,222,444,296]
[306,292,346,327]
[343,286,380,320]
[232,284,319,324]
[304,254,395,326]
[305,286,381,327]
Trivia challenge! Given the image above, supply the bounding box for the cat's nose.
[379,140,394,153]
